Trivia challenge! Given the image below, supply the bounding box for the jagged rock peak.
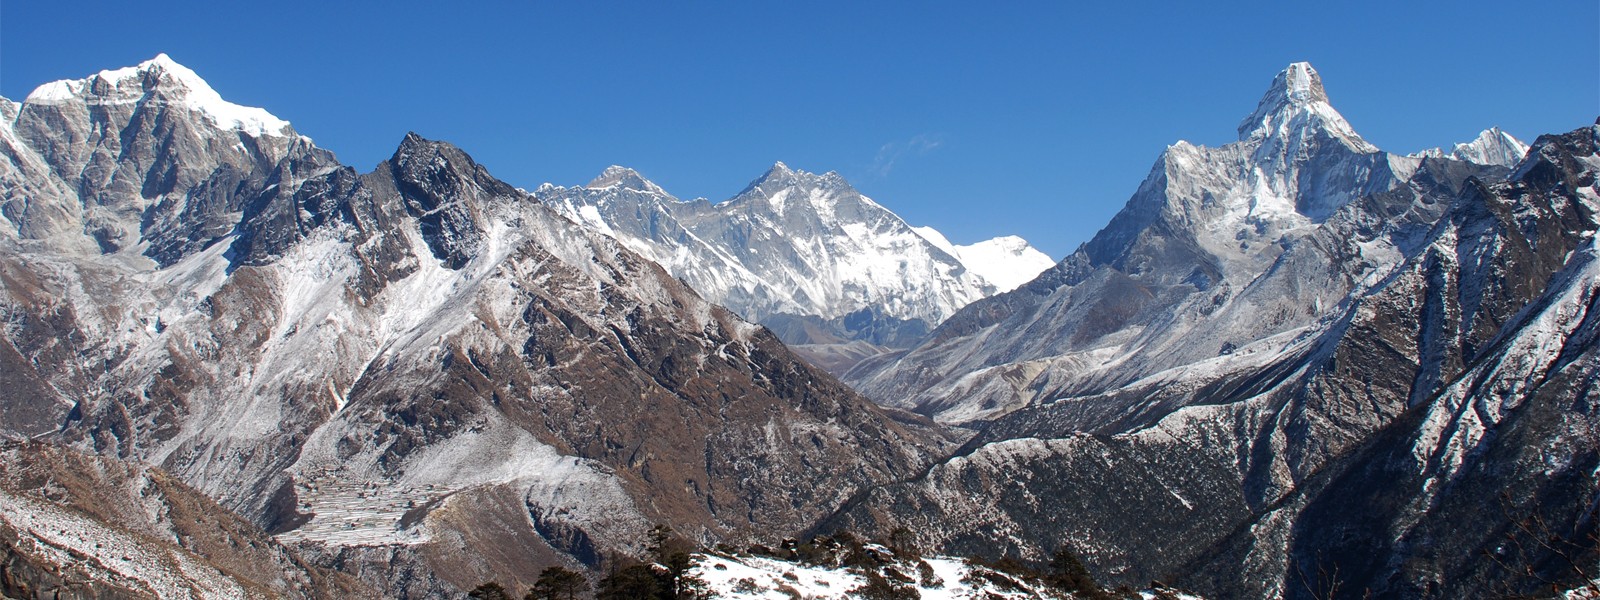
[585,165,667,195]
[741,161,854,194]
[1273,62,1328,105]
[390,132,518,197]
[1237,61,1376,152]
[735,161,800,199]
[393,131,448,165]
[23,53,294,137]
[393,131,474,164]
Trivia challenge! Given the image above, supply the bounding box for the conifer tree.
[467,582,512,600]
[526,566,586,600]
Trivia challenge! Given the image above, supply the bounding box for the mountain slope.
[1281,124,1600,597]
[0,441,370,599]
[0,56,951,597]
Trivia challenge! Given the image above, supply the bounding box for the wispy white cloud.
[869,133,945,178]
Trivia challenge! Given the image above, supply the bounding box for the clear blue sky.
[3,1,1596,258]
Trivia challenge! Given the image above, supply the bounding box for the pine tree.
[526,566,586,600]
[467,582,513,600]
[595,564,665,600]
[887,526,920,559]
[647,523,702,598]
[1047,546,1109,600]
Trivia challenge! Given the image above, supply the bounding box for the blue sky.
[3,2,1596,258]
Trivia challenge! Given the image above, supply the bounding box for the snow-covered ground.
[1565,583,1600,599]
[693,552,1054,599]
[689,550,1205,599]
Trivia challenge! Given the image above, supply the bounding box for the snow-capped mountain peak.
[1238,62,1329,130]
[585,165,668,195]
[748,161,854,193]
[954,235,1054,290]
[728,161,865,218]
[1237,61,1376,153]
[1461,126,1530,165]
[1276,61,1327,103]
[25,54,293,137]
[856,59,1421,423]
[5,54,311,258]
[1412,126,1530,168]
[740,160,802,194]
[913,227,1054,292]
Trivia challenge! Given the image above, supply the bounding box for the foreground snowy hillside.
[685,533,1204,600]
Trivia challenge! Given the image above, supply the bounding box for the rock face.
[0,56,949,597]
[822,66,1600,596]
[537,162,1053,372]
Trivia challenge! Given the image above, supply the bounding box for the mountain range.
[538,160,1053,373]
[1,54,1596,599]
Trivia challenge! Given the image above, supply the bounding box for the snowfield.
[689,550,1206,600]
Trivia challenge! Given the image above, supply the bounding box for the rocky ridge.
[0,56,950,596]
